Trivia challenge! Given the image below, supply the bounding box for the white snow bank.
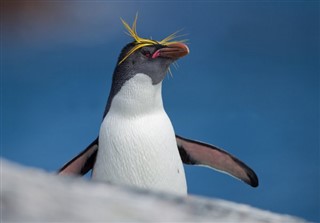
[1,158,308,222]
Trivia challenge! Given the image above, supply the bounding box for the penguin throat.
[107,73,164,117]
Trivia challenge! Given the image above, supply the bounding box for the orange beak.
[152,43,189,60]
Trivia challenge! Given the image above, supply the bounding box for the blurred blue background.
[2,1,319,222]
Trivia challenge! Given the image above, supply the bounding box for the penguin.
[58,16,259,194]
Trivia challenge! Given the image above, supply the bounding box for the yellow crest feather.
[118,14,186,64]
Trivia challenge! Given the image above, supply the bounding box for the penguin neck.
[107,73,164,117]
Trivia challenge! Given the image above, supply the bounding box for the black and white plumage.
[58,18,258,194]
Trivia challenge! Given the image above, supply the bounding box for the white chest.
[92,74,187,195]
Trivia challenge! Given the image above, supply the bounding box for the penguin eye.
[142,50,151,58]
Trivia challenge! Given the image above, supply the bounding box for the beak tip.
[185,44,190,54]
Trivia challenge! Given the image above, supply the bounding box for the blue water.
[2,2,319,222]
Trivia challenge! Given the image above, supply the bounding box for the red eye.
[142,50,151,58]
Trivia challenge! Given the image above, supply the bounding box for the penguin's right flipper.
[58,138,98,176]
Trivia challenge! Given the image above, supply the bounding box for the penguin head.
[104,16,189,116]
[115,41,189,84]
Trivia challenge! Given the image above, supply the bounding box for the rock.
[1,158,308,222]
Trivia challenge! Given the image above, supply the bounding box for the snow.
[1,158,308,222]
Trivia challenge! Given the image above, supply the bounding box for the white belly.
[92,73,187,195]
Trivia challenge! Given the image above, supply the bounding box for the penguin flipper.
[58,138,98,176]
[176,135,259,187]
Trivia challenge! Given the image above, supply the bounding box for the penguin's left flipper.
[176,135,259,187]
[58,138,98,176]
